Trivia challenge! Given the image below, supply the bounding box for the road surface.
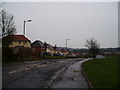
[2,58,89,88]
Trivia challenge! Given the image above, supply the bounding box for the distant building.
[2,35,31,48]
[73,51,86,56]
[31,41,58,56]
[59,48,70,56]
[46,44,55,54]
[31,40,45,53]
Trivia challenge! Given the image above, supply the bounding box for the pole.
[66,39,69,49]
[66,39,67,49]
[22,20,31,58]
[23,21,26,58]
[23,21,26,36]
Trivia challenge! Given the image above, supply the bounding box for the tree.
[0,9,16,60]
[85,38,100,58]
[0,10,16,38]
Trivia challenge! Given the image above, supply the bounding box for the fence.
[2,47,36,61]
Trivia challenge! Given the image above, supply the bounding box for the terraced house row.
[2,35,70,57]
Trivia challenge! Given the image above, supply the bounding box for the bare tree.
[85,38,100,58]
[0,9,16,60]
[0,10,16,38]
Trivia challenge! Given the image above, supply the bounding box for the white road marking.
[8,64,46,74]
[59,61,63,62]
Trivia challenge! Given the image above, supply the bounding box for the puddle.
[73,70,80,72]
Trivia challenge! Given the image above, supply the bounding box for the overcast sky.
[3,2,118,48]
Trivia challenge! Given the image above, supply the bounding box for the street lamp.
[23,19,32,36]
[65,39,70,49]
[22,19,32,58]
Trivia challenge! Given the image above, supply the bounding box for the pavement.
[50,59,91,88]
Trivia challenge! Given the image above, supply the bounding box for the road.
[2,58,87,88]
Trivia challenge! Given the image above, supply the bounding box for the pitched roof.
[31,40,44,47]
[47,44,54,49]
[60,49,70,53]
[3,35,31,42]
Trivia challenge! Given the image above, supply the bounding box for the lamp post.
[22,19,32,58]
[44,42,48,64]
[23,19,32,36]
[65,39,70,49]
[44,42,47,52]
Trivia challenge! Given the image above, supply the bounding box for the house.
[2,35,31,48]
[31,40,45,53]
[46,44,55,54]
[73,51,86,56]
[59,48,70,56]
[31,41,58,56]
[43,42,58,55]
[31,40,56,54]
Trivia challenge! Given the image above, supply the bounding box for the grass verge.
[82,56,119,88]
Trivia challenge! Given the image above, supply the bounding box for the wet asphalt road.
[2,58,85,88]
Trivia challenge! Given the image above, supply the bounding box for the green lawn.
[82,56,119,88]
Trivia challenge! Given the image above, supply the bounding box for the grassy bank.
[82,56,119,88]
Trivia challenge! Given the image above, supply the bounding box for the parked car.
[95,55,105,59]
[53,53,59,56]
[41,52,52,56]
[53,53,64,56]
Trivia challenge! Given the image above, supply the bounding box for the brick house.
[59,48,70,56]
[31,40,45,54]
[2,35,31,48]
